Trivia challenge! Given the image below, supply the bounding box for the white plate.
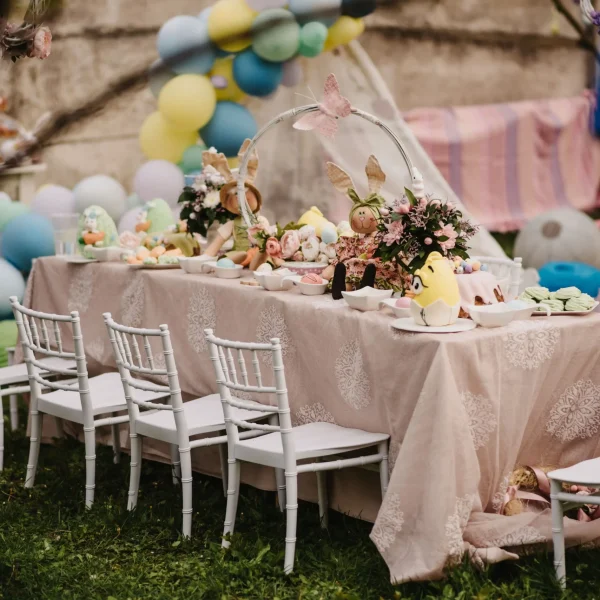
[128,263,181,270]
[62,256,96,264]
[391,317,477,334]
[532,301,599,316]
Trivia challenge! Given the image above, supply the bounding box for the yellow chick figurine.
[297,206,335,238]
[409,252,461,327]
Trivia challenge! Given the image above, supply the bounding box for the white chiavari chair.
[103,313,282,538]
[205,329,390,574]
[10,297,165,507]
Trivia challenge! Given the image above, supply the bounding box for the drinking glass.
[51,213,79,256]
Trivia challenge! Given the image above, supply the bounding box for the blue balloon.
[0,258,25,319]
[233,51,283,97]
[289,0,341,26]
[2,213,55,273]
[157,15,216,75]
[200,102,258,157]
[539,262,600,298]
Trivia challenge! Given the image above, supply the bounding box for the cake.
[456,271,504,318]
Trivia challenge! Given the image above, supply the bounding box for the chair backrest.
[472,256,522,301]
[103,313,181,420]
[9,296,92,419]
[204,329,293,451]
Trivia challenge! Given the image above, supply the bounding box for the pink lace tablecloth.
[20,257,600,583]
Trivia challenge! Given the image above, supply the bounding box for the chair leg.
[378,440,389,497]
[180,446,193,538]
[0,397,4,472]
[9,393,18,431]
[170,443,181,485]
[316,470,329,529]
[222,458,241,549]
[24,410,42,489]
[83,426,96,508]
[284,471,299,574]
[218,443,228,498]
[551,479,566,589]
[111,417,121,464]
[268,415,285,511]
[128,432,142,511]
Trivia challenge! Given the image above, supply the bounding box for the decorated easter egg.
[78,206,119,259]
[301,273,324,284]
[395,297,411,309]
[138,198,176,234]
[256,262,273,272]
[217,257,236,268]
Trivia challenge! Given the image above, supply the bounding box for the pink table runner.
[21,257,600,582]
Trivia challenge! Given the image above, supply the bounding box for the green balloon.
[181,144,207,174]
[0,319,17,368]
[299,21,328,58]
[0,198,30,232]
[252,8,300,63]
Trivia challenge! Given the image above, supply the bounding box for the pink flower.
[419,198,428,209]
[424,237,432,245]
[247,218,269,245]
[265,237,282,258]
[29,27,52,60]
[292,251,304,262]
[280,230,301,259]
[435,223,458,253]
[382,220,403,246]
[392,198,410,214]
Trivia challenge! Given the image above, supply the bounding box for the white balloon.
[73,175,127,221]
[118,207,143,234]
[0,191,11,203]
[30,185,76,220]
[133,160,185,208]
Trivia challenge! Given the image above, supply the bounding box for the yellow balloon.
[208,0,257,53]
[323,16,365,52]
[139,112,198,163]
[227,156,240,170]
[158,74,217,132]
[210,58,246,103]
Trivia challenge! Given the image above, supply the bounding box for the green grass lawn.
[2,411,600,600]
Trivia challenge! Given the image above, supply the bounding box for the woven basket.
[235,104,422,229]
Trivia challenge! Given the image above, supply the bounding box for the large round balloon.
[133,160,185,207]
[179,144,208,174]
[210,58,245,102]
[251,9,300,63]
[158,74,217,131]
[323,15,364,51]
[341,0,376,18]
[30,185,75,220]
[289,0,341,26]
[233,50,283,97]
[157,15,216,75]
[298,21,328,57]
[140,112,198,163]
[2,213,55,272]
[126,193,143,211]
[0,195,29,232]
[148,59,177,99]
[0,258,25,319]
[208,0,257,53]
[73,175,127,221]
[200,102,258,157]
[118,206,143,235]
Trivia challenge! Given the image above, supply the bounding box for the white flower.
[203,190,220,208]
[189,213,197,220]
[299,225,316,241]
[257,215,270,228]
[268,225,278,236]
[207,147,217,153]
[336,221,351,234]
[319,241,337,260]
[302,236,320,262]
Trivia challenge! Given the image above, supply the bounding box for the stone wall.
[1,0,594,191]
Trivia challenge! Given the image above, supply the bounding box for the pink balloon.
[282,60,303,88]
[118,207,143,234]
[133,160,184,208]
[247,0,287,9]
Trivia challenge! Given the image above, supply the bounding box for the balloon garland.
[140,0,377,169]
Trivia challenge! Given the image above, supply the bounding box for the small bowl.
[507,300,550,320]
[215,265,243,279]
[283,261,328,276]
[285,276,328,296]
[87,246,130,262]
[179,255,217,274]
[255,271,295,291]
[379,298,411,318]
[342,287,393,311]
[468,304,516,328]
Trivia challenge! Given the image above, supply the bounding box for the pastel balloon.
[157,15,217,75]
[0,259,25,319]
[198,7,211,22]
[298,21,328,57]
[118,207,143,235]
[281,60,303,87]
[0,196,29,232]
[233,50,283,97]
[73,175,127,221]
[126,193,143,210]
[252,9,301,63]
[140,112,198,163]
[208,0,257,53]
[158,74,217,131]
[247,0,287,8]
[134,160,185,207]
[323,16,365,51]
[210,58,246,102]
[148,59,177,99]
[30,185,75,220]
[200,102,258,157]
[341,0,376,18]
[0,192,11,203]
[180,144,208,174]
[289,0,341,26]
[2,213,55,272]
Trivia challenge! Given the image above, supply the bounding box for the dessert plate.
[532,301,599,316]
[391,318,477,334]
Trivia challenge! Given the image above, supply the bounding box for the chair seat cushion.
[135,394,276,444]
[549,458,600,486]
[38,372,167,424]
[0,357,76,386]
[235,422,389,468]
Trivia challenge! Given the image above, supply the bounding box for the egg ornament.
[78,206,119,259]
[409,252,461,327]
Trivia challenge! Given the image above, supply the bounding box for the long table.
[21,257,600,583]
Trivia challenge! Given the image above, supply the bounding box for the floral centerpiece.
[374,188,478,274]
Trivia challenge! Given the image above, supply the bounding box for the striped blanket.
[404,91,600,232]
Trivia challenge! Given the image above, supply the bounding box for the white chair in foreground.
[103,313,282,538]
[472,256,523,301]
[204,329,390,574]
[10,297,164,507]
[549,460,600,588]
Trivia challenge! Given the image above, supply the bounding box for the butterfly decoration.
[293,73,352,139]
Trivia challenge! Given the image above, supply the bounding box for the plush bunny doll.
[203,139,264,269]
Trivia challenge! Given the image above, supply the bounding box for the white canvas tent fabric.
[247,42,506,259]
